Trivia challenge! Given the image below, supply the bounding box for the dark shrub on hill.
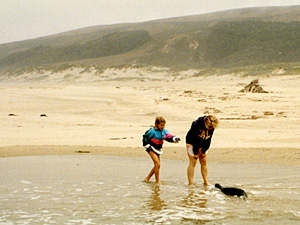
[1,30,152,69]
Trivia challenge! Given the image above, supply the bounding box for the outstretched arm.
[165,133,180,143]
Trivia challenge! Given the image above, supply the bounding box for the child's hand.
[175,137,181,142]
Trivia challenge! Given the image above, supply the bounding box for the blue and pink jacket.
[143,127,178,150]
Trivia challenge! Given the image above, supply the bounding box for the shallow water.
[0,155,299,224]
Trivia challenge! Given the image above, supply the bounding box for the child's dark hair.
[155,116,166,125]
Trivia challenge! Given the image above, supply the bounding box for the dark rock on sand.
[240,79,268,93]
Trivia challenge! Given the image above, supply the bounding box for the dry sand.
[0,68,299,166]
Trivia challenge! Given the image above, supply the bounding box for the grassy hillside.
[1,6,300,75]
[205,21,300,67]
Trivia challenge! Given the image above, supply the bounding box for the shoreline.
[0,145,299,166]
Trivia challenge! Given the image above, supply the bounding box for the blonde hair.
[155,116,166,125]
[204,115,219,129]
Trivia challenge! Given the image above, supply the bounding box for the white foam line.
[20,180,32,184]
[31,196,41,200]
[67,219,96,224]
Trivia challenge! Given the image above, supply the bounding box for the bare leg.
[145,151,161,183]
[199,153,209,185]
[144,167,155,182]
[187,155,198,185]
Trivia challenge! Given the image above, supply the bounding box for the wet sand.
[1,154,299,224]
[0,145,299,166]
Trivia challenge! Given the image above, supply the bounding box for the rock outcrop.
[240,79,268,93]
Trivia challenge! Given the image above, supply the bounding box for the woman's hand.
[198,148,206,158]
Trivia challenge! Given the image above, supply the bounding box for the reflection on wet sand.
[145,183,167,211]
[179,188,208,209]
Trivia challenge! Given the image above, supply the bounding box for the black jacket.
[186,116,214,154]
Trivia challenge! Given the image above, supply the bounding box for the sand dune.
[0,67,299,165]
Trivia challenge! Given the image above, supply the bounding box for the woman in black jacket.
[186,115,219,185]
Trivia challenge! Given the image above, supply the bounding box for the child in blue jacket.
[143,117,180,183]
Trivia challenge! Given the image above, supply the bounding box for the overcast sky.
[1,0,300,44]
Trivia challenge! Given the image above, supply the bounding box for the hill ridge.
[1,5,300,75]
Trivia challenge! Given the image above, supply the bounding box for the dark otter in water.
[215,183,248,198]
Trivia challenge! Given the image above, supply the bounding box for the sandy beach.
[0,68,299,166]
